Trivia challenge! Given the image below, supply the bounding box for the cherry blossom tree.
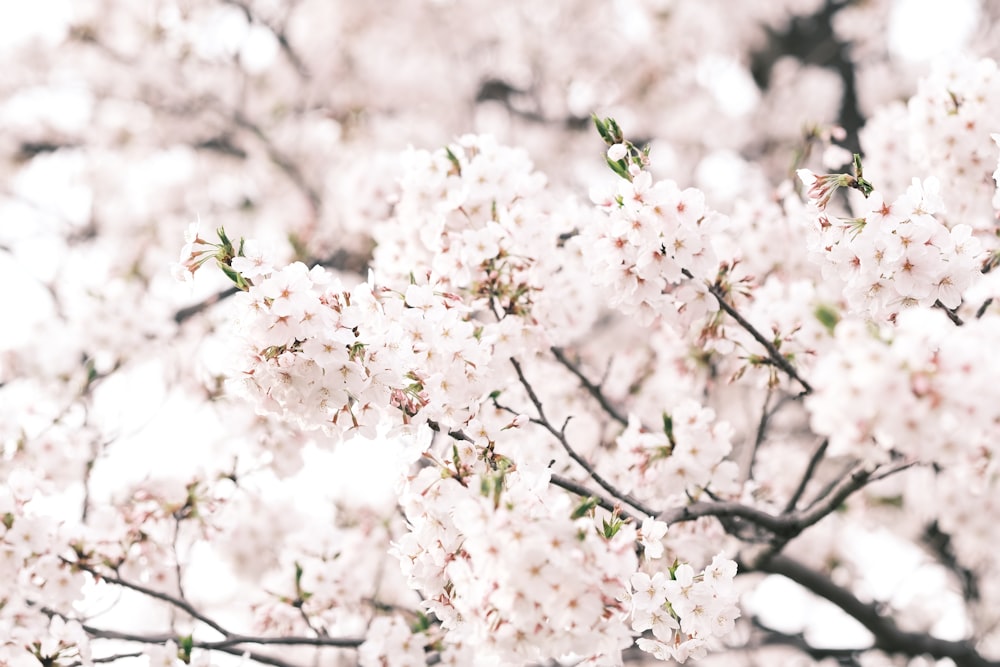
[5,1,1000,666]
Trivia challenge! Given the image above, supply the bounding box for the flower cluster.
[225,257,495,442]
[578,167,726,328]
[392,465,640,665]
[800,174,984,321]
[901,57,1000,228]
[609,401,740,507]
[0,479,91,667]
[805,309,1000,465]
[370,134,593,348]
[627,554,740,663]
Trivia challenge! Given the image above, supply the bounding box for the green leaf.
[444,146,462,175]
[592,114,611,143]
[412,611,432,633]
[571,497,599,520]
[606,157,629,179]
[814,303,840,334]
[178,635,194,664]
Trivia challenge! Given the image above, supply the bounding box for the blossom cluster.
[223,257,495,442]
[627,554,740,663]
[371,134,600,349]
[799,173,984,320]
[578,167,727,328]
[805,309,1000,466]
[0,479,90,667]
[392,465,638,665]
[607,401,740,507]
[392,463,739,665]
[862,56,1000,229]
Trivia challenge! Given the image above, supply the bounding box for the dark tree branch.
[232,111,322,215]
[923,521,979,602]
[750,555,1000,667]
[750,616,865,665]
[78,624,362,667]
[704,279,813,394]
[220,0,311,80]
[661,460,910,548]
[783,439,829,513]
[549,473,625,518]
[550,346,629,426]
[175,286,242,324]
[68,560,231,638]
[509,356,657,520]
[935,300,964,326]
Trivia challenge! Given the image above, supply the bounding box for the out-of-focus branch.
[750,616,864,665]
[68,560,231,637]
[475,78,590,130]
[783,439,829,513]
[923,521,979,602]
[750,554,1000,667]
[232,111,322,216]
[550,346,628,426]
[220,0,311,80]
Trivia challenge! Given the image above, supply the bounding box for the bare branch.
[935,299,964,326]
[509,357,657,520]
[750,616,865,665]
[749,555,1000,667]
[549,473,627,519]
[220,0,311,80]
[692,273,813,394]
[550,346,628,426]
[783,439,829,513]
[68,560,231,638]
[661,460,914,548]
[232,111,322,216]
[78,623,362,667]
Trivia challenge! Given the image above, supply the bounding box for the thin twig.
[68,560,231,637]
[509,357,658,519]
[783,439,829,513]
[934,299,964,326]
[550,347,628,426]
[691,272,813,394]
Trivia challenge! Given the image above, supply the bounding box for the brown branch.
[934,299,964,326]
[549,473,626,518]
[220,0,311,80]
[232,111,322,216]
[77,624,362,667]
[750,616,865,665]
